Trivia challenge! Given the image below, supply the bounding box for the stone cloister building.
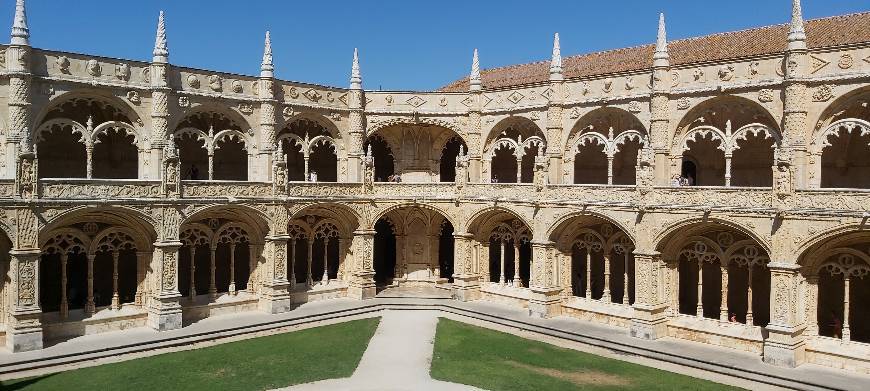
[0,0,869,374]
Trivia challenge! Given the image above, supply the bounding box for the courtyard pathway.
[279,310,482,391]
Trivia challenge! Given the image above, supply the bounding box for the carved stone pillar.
[805,275,819,336]
[347,230,376,299]
[346,86,365,182]
[528,241,562,318]
[630,250,668,340]
[763,262,806,368]
[452,232,480,301]
[720,263,729,322]
[259,235,291,314]
[6,248,42,352]
[6,41,33,180]
[147,241,182,331]
[149,62,170,180]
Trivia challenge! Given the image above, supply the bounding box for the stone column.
[208,247,217,299]
[452,233,481,301]
[259,235,291,314]
[746,264,755,325]
[622,252,630,305]
[720,262,729,321]
[696,261,704,317]
[842,275,851,342]
[306,238,314,286]
[257,31,278,182]
[498,240,506,285]
[347,230,376,299]
[630,250,668,340]
[60,253,68,319]
[6,248,42,352]
[136,251,148,306]
[346,50,365,182]
[584,249,592,299]
[111,251,121,310]
[188,247,196,300]
[528,241,562,318]
[512,241,522,287]
[603,251,612,302]
[395,234,406,280]
[805,275,818,336]
[147,241,182,331]
[86,253,95,315]
[763,262,806,367]
[228,243,237,295]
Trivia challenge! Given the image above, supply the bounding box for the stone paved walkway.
[279,310,482,391]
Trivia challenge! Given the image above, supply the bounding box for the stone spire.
[469,48,481,91]
[653,13,669,67]
[350,48,362,90]
[549,33,562,81]
[153,11,168,63]
[10,0,29,46]
[787,0,807,50]
[261,31,274,78]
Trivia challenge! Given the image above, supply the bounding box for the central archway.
[365,123,467,183]
[372,205,455,287]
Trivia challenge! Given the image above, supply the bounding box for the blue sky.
[7,1,868,91]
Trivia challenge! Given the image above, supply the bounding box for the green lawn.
[430,318,741,391]
[2,317,380,391]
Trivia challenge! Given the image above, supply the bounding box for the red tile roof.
[439,12,870,92]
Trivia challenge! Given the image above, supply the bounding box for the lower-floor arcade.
[1,204,869,375]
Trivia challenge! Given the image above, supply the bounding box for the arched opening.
[310,222,341,284]
[178,227,212,300]
[819,125,870,189]
[485,117,546,184]
[662,226,771,326]
[815,88,870,189]
[92,129,138,179]
[683,133,725,186]
[801,232,870,344]
[35,94,140,179]
[375,206,454,286]
[613,138,643,185]
[470,213,532,288]
[681,160,697,185]
[440,137,464,182]
[491,146,518,183]
[288,205,358,289]
[175,132,207,180]
[278,118,339,182]
[573,140,607,184]
[373,218,396,286]
[213,225,251,294]
[439,220,455,282]
[731,132,774,187]
[36,124,86,178]
[364,135,394,182]
[676,96,780,187]
[566,108,647,186]
[213,136,247,181]
[174,110,250,181]
[309,141,338,182]
[551,217,635,305]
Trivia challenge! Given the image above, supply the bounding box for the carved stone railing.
[19,179,870,216]
[0,179,14,198]
[182,181,272,198]
[791,189,870,213]
[39,179,161,199]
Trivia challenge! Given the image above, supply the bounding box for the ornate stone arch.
[546,210,637,247]
[811,85,870,142]
[654,217,771,259]
[366,117,466,141]
[33,89,143,138]
[41,228,90,255]
[674,95,780,152]
[181,204,269,240]
[91,121,145,150]
[564,106,647,158]
[371,203,458,232]
[290,203,361,237]
[464,206,533,239]
[171,103,253,137]
[482,116,547,158]
[40,206,158,245]
[89,227,142,255]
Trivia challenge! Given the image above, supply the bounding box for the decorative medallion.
[87,59,101,77]
[238,103,254,114]
[56,56,70,73]
[676,97,691,110]
[838,54,854,69]
[406,95,426,108]
[757,89,774,103]
[303,89,322,102]
[115,63,130,81]
[627,101,642,113]
[507,91,525,104]
[717,65,734,81]
[187,74,200,89]
[231,80,243,94]
[178,96,191,108]
[208,75,222,92]
[126,90,141,104]
[811,85,834,102]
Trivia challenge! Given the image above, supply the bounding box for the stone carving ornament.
[232,80,243,94]
[187,74,200,89]
[55,56,70,73]
[758,89,774,103]
[208,75,222,92]
[87,59,101,77]
[116,63,130,81]
[718,65,734,81]
[812,85,834,102]
[838,54,853,69]
[126,90,140,104]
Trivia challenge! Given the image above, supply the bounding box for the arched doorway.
[484,117,546,184]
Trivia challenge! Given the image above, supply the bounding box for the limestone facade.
[0,0,869,375]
